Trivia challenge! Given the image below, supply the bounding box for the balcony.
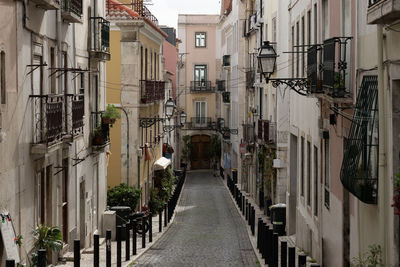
[263,120,276,145]
[246,70,255,90]
[140,80,165,104]
[190,81,215,93]
[91,112,110,149]
[216,80,226,91]
[89,17,110,61]
[222,92,230,103]
[66,94,84,136]
[132,0,159,25]
[307,45,323,94]
[187,117,213,130]
[367,0,400,24]
[243,124,255,143]
[30,0,60,10]
[62,0,83,23]
[31,94,64,153]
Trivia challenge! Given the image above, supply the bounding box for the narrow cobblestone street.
[135,170,258,266]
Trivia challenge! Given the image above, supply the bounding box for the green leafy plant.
[148,188,165,215]
[392,171,400,215]
[14,234,23,247]
[107,183,141,211]
[351,244,383,267]
[31,225,63,266]
[102,104,121,125]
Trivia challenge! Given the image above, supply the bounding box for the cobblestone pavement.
[135,170,258,267]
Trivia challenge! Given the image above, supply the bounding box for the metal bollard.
[263,224,269,264]
[5,260,15,267]
[251,207,255,235]
[116,226,122,267]
[257,218,262,250]
[261,222,267,259]
[74,239,80,267]
[94,234,99,267]
[149,212,153,243]
[125,223,130,261]
[38,249,46,267]
[248,203,251,226]
[298,254,307,267]
[106,230,112,267]
[272,233,278,267]
[164,204,168,227]
[266,228,273,265]
[281,241,287,267]
[159,208,162,232]
[142,216,146,248]
[310,264,320,267]
[288,247,295,267]
[132,220,137,255]
[245,199,248,219]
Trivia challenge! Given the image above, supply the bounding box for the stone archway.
[190,135,211,170]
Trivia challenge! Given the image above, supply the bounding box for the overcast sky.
[147,0,221,30]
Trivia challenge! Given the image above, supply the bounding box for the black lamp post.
[180,112,187,126]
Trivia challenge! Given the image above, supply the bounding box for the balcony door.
[195,101,207,127]
[194,65,207,87]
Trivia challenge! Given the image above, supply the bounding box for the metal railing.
[62,0,82,17]
[216,80,226,91]
[264,121,277,144]
[66,94,84,136]
[222,92,230,103]
[140,80,165,104]
[91,111,110,146]
[90,17,110,54]
[31,94,64,145]
[188,117,213,129]
[368,0,382,7]
[190,81,214,92]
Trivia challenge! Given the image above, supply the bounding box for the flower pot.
[102,117,116,124]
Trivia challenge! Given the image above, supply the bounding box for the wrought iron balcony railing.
[190,81,215,92]
[131,0,159,25]
[62,0,83,23]
[31,0,60,10]
[188,117,213,129]
[216,80,226,91]
[264,120,277,145]
[140,80,165,104]
[367,0,400,24]
[66,94,84,136]
[31,94,64,145]
[222,92,230,103]
[91,111,110,147]
[90,17,110,61]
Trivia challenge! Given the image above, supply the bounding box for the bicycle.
[130,211,149,234]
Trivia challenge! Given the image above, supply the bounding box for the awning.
[153,157,171,171]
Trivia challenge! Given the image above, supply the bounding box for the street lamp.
[164,98,176,120]
[180,112,187,126]
[257,41,277,81]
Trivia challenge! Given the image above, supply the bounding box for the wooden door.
[190,135,211,169]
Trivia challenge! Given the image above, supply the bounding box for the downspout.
[377,24,388,266]
[121,108,130,185]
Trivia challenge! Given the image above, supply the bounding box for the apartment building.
[0,0,110,264]
[178,14,219,170]
[106,0,167,206]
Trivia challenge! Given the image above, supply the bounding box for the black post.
[251,207,255,235]
[164,203,168,227]
[106,230,111,267]
[272,233,278,267]
[149,212,153,243]
[38,249,46,267]
[257,218,262,250]
[266,228,273,265]
[248,203,251,226]
[74,239,80,267]
[245,199,249,219]
[263,224,269,264]
[298,254,307,267]
[281,241,287,267]
[94,234,99,267]
[125,223,130,261]
[142,216,146,248]
[6,260,15,267]
[288,247,295,267]
[159,208,162,232]
[261,222,267,259]
[310,264,321,267]
[132,220,137,255]
[116,226,122,267]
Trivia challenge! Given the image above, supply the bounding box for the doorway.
[190,135,211,169]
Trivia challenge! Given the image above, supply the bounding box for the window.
[195,101,207,125]
[272,17,277,44]
[50,48,56,94]
[145,48,148,80]
[0,51,5,104]
[307,141,311,206]
[314,146,318,216]
[322,0,329,40]
[195,32,206,47]
[154,52,157,80]
[79,73,84,95]
[301,16,305,78]
[301,136,305,196]
[291,26,295,77]
[150,50,153,80]
[140,46,143,80]
[324,139,330,208]
[62,52,68,94]
[296,22,299,78]
[194,65,207,82]
[259,0,263,17]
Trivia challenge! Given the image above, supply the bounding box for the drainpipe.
[121,108,130,185]
[377,24,388,266]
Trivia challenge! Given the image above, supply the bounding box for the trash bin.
[110,206,131,240]
[270,203,286,236]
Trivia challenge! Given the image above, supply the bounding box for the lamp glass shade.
[219,118,225,129]
[165,98,175,119]
[180,113,187,125]
[257,42,277,78]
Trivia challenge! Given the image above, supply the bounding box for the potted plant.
[102,104,121,125]
[92,126,104,145]
[30,225,63,266]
